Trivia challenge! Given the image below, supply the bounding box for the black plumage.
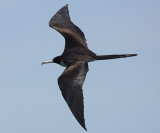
[42,5,137,131]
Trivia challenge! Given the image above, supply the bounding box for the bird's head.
[41,56,61,65]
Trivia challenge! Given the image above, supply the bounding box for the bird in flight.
[42,4,137,131]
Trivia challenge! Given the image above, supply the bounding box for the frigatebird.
[42,5,137,131]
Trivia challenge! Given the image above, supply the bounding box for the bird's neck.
[54,56,67,67]
[60,59,67,67]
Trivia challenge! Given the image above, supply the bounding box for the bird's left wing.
[49,5,87,49]
[58,61,89,130]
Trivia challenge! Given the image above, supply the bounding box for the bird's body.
[42,5,137,131]
[58,47,96,66]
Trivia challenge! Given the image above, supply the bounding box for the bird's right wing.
[58,61,89,130]
[49,5,88,49]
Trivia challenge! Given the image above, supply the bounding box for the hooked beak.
[41,60,54,65]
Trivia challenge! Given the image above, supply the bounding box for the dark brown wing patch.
[58,62,89,130]
[49,5,87,48]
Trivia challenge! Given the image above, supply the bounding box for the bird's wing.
[58,61,89,130]
[49,5,88,49]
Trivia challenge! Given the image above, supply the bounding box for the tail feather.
[96,54,137,60]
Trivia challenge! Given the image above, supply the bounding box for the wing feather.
[58,62,89,130]
[49,5,87,48]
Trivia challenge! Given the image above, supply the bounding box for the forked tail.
[96,54,137,60]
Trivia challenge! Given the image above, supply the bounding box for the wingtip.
[81,125,87,131]
[65,4,69,7]
[84,127,87,131]
[82,123,87,131]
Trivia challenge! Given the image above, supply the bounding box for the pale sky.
[0,0,160,133]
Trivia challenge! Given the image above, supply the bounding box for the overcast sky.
[0,0,160,133]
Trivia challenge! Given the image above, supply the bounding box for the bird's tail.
[96,54,137,60]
